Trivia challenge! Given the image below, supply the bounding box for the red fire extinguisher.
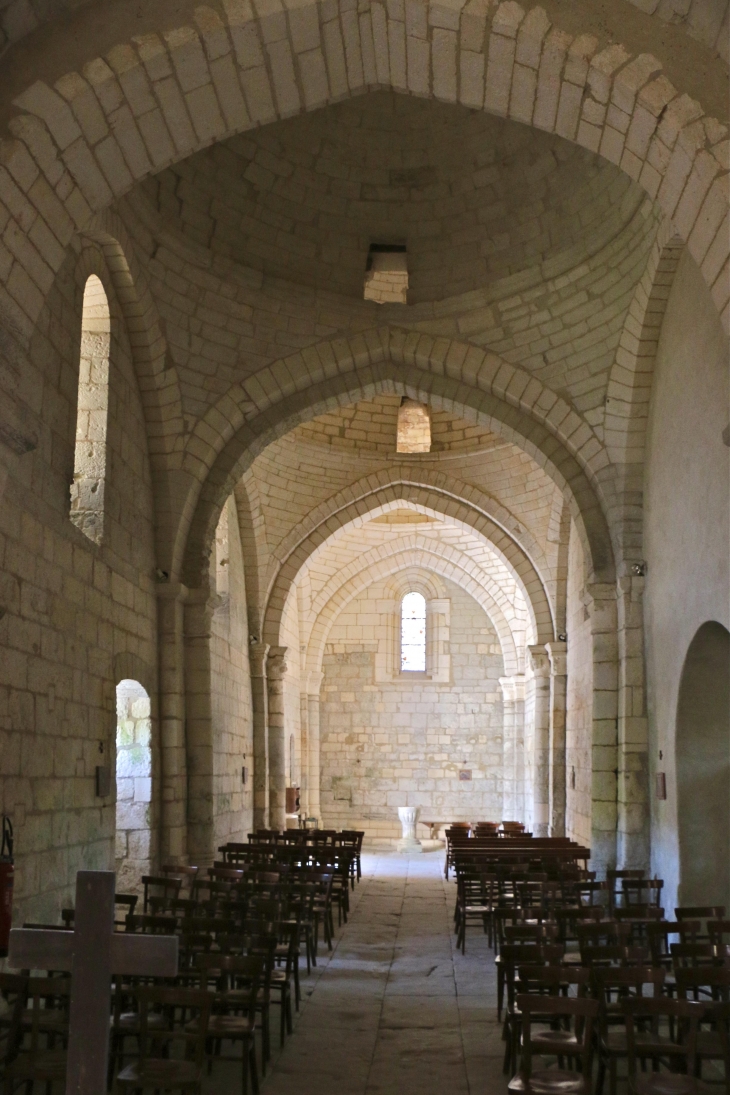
[0,816,14,957]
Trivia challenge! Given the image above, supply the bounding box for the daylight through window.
[401,591,426,672]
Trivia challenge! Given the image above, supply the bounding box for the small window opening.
[70,274,110,544]
[364,244,408,304]
[401,591,426,672]
[397,398,431,453]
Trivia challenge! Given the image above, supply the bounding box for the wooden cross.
[8,870,178,1095]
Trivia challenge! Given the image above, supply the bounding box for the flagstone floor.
[204,850,503,1095]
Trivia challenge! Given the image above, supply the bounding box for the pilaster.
[249,642,270,830]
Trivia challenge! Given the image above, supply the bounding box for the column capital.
[499,674,526,702]
[267,645,288,680]
[249,642,270,677]
[527,644,551,677]
[155,581,189,603]
[545,641,568,677]
[306,671,324,695]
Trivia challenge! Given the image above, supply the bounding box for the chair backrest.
[670,941,720,967]
[581,944,648,968]
[0,973,27,1064]
[709,919,730,945]
[622,996,701,1078]
[675,964,730,1001]
[517,994,598,1081]
[26,977,70,1054]
[141,875,182,913]
[136,986,213,1069]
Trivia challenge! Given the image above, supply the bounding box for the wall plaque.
[459,769,472,781]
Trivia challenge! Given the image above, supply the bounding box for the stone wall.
[210,495,254,849]
[0,241,157,924]
[319,578,504,840]
[644,250,730,911]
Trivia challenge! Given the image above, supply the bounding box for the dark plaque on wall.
[95,766,111,797]
[655,772,667,800]
[459,770,472,781]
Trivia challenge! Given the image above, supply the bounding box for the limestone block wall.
[0,241,157,924]
[210,495,254,849]
[644,251,730,911]
[565,522,593,848]
[319,578,504,840]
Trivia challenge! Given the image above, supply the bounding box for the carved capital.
[545,641,568,677]
[249,642,270,677]
[267,645,288,681]
[527,644,551,677]
[499,674,526,703]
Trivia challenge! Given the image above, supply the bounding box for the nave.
[210,850,504,1095]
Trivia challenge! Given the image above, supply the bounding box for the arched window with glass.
[401,591,427,672]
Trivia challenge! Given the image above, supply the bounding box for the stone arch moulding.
[267,465,551,593]
[604,225,686,562]
[80,212,185,571]
[262,492,549,650]
[302,545,523,678]
[1,0,727,354]
[178,328,617,590]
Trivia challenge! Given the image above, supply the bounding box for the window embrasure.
[401,591,427,672]
[70,274,110,544]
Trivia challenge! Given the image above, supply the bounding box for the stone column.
[528,646,551,837]
[156,584,188,865]
[249,643,270,830]
[267,646,288,831]
[546,641,568,837]
[306,671,324,825]
[183,590,215,864]
[617,574,650,870]
[585,582,619,877]
[499,675,526,822]
[299,691,309,818]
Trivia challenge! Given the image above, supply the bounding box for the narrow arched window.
[401,591,426,672]
[70,275,110,544]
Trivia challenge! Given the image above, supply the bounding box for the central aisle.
[261,851,506,1095]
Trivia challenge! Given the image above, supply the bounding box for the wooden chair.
[622,997,707,1094]
[114,986,212,1095]
[708,920,730,946]
[191,954,263,1095]
[141,875,182,913]
[455,870,496,953]
[3,977,70,1095]
[592,966,665,1095]
[219,932,276,1074]
[508,994,599,1093]
[675,966,730,1080]
[504,965,590,1076]
[0,973,27,1070]
[676,907,726,941]
[607,870,645,916]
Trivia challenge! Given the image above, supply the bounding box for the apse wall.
[319,577,505,840]
[643,250,730,910]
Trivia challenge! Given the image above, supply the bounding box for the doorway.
[115,679,152,892]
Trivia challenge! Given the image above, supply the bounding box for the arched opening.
[115,679,152,893]
[676,622,730,909]
[401,591,427,672]
[70,274,110,544]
